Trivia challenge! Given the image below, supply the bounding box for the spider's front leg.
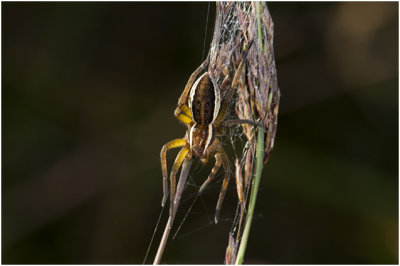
[174,104,192,127]
[160,139,187,206]
[168,145,191,216]
[174,56,209,119]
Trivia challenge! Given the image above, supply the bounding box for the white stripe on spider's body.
[204,124,213,152]
[189,123,196,149]
[210,75,220,124]
[188,72,207,114]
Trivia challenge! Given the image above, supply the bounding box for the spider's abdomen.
[189,72,220,125]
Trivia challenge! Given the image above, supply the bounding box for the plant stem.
[235,3,266,264]
[153,159,193,264]
[235,126,265,264]
[256,2,263,51]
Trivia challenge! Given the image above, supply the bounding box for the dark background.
[2,2,398,264]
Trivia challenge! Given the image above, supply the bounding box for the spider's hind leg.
[198,150,222,195]
[212,140,231,224]
[215,156,230,223]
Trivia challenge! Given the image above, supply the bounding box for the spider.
[160,42,254,224]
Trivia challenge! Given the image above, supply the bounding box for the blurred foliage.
[2,2,398,264]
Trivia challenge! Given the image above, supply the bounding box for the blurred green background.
[2,2,398,264]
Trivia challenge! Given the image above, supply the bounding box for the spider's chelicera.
[161,44,252,223]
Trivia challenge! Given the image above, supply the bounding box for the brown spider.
[160,43,254,224]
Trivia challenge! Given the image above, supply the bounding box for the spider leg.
[200,150,210,164]
[198,151,222,196]
[213,58,248,128]
[214,140,230,224]
[175,104,193,126]
[180,104,192,117]
[214,41,254,129]
[169,146,190,216]
[213,97,231,128]
[222,119,261,128]
[232,40,254,90]
[175,56,209,113]
[160,138,186,206]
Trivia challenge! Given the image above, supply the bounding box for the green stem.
[235,126,265,264]
[256,2,263,51]
[235,3,266,264]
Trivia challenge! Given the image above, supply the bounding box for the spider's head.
[189,124,214,158]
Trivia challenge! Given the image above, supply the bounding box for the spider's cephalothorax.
[160,43,253,223]
[188,72,220,158]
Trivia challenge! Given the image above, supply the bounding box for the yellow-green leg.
[175,104,193,126]
[169,146,190,216]
[160,138,186,206]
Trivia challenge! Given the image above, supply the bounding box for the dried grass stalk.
[208,2,280,264]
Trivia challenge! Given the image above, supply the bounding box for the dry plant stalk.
[153,159,193,264]
[209,1,279,161]
[209,2,280,264]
